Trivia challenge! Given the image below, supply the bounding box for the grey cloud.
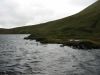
[69,0,97,6]
[0,0,54,28]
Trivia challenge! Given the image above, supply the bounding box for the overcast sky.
[0,0,97,28]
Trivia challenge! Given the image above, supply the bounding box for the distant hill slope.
[0,28,9,34]
[0,0,100,49]
[10,0,100,37]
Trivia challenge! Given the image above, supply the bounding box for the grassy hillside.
[0,0,100,49]
[0,28,9,34]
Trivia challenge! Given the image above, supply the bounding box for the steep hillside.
[11,1,100,38]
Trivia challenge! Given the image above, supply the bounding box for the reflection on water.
[0,35,100,75]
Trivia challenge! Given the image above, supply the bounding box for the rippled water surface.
[0,35,100,75]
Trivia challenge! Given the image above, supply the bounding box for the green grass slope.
[0,0,100,49]
[13,1,100,38]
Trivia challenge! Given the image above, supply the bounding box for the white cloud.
[0,0,97,28]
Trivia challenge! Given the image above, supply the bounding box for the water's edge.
[25,34,100,49]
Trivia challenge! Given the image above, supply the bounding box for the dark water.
[0,35,100,75]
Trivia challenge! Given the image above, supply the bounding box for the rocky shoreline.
[25,35,100,50]
[64,40,100,49]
